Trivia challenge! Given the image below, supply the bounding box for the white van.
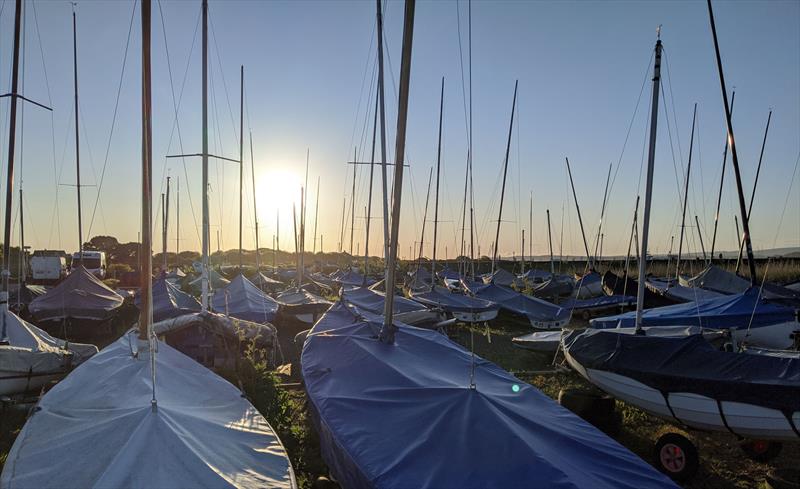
[72,250,107,279]
[30,250,68,283]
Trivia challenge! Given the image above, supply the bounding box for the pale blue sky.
[0,0,798,264]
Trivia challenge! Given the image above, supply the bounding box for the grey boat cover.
[28,266,124,322]
[410,286,499,314]
[275,288,332,315]
[1,310,97,395]
[1,330,296,488]
[250,271,285,293]
[9,283,46,306]
[212,274,279,323]
[645,277,725,302]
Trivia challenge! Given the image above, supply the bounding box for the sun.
[255,168,303,227]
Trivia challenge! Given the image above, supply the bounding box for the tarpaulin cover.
[436,267,461,280]
[482,268,522,287]
[1,331,295,489]
[590,288,796,331]
[250,271,285,292]
[276,288,332,315]
[682,265,799,301]
[602,271,678,308]
[645,277,725,302]
[466,282,569,324]
[563,328,800,413]
[531,276,574,299]
[342,286,429,315]
[1,310,97,395]
[212,274,279,323]
[28,266,124,322]
[519,268,552,283]
[153,311,276,349]
[410,286,499,314]
[334,269,375,287]
[301,302,676,489]
[142,277,201,322]
[188,267,230,290]
[560,294,635,311]
[574,271,604,298]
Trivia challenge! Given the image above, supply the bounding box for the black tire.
[740,440,783,462]
[653,432,699,482]
[766,468,800,489]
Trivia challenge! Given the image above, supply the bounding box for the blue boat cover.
[212,274,279,323]
[410,286,498,314]
[334,269,375,287]
[563,328,800,413]
[466,283,570,324]
[301,302,676,489]
[143,277,201,322]
[436,267,461,281]
[590,288,796,331]
[341,286,428,315]
[560,294,635,311]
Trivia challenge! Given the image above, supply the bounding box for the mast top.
[657,24,662,40]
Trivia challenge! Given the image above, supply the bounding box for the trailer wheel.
[740,440,782,462]
[653,432,698,482]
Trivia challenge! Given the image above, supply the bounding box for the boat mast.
[416,167,433,274]
[529,192,532,267]
[675,103,697,279]
[376,0,390,269]
[381,0,416,342]
[364,93,378,284]
[635,34,663,333]
[162,176,170,271]
[313,176,320,254]
[176,176,180,263]
[238,66,244,270]
[591,163,612,265]
[709,90,734,262]
[350,146,357,256]
[19,188,25,294]
[695,215,707,261]
[520,230,525,274]
[565,157,591,268]
[140,0,153,340]
[707,0,757,285]
[546,209,554,275]
[432,77,444,285]
[250,132,260,271]
[201,0,209,311]
[73,7,84,263]
[735,109,772,274]
[490,80,518,276]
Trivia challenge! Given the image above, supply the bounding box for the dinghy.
[563,328,800,442]
[646,276,725,302]
[409,285,499,323]
[560,294,636,321]
[603,270,680,307]
[302,302,675,488]
[275,288,332,325]
[28,265,126,339]
[589,288,799,349]
[0,309,97,396]
[682,264,799,302]
[212,274,279,324]
[465,281,570,329]
[2,330,296,488]
[142,276,201,323]
[512,330,562,353]
[341,285,444,327]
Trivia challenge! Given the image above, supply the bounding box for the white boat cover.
[1,310,97,395]
[1,331,296,489]
[28,266,124,322]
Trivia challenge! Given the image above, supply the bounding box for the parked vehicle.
[72,250,107,279]
[30,250,68,283]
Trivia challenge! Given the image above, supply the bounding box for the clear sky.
[1,0,798,265]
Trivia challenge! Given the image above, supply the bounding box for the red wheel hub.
[660,443,686,473]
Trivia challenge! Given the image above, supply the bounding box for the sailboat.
[302,3,675,487]
[0,0,98,398]
[563,15,800,481]
[1,3,296,486]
